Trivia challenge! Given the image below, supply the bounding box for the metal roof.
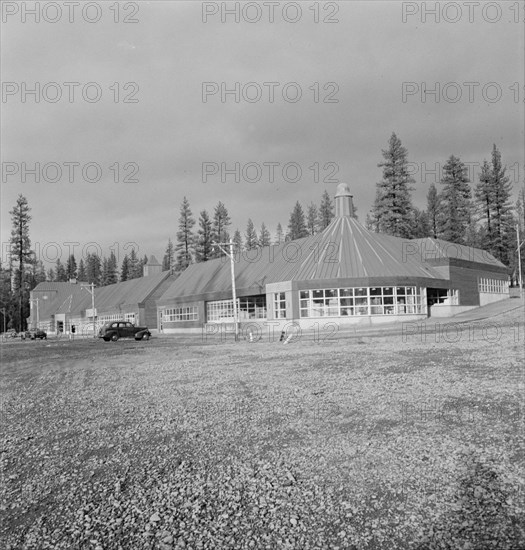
[159,216,503,302]
[32,271,172,317]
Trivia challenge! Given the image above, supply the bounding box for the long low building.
[157,184,510,333]
[29,256,174,335]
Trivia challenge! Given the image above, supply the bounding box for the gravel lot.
[1,307,524,549]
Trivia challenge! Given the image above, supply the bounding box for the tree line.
[161,191,337,273]
[367,133,524,283]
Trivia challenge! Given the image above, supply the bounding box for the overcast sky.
[1,1,523,269]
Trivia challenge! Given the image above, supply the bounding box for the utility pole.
[213,239,239,341]
[81,283,96,337]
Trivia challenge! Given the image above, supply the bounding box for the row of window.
[98,313,136,324]
[206,297,267,322]
[478,277,508,294]
[298,287,425,317]
[164,307,199,322]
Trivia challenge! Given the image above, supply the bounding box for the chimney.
[335,183,355,217]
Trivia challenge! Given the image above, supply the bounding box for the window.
[207,297,266,322]
[274,292,286,319]
[478,277,507,294]
[299,286,425,318]
[164,306,198,322]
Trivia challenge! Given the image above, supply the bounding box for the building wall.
[159,300,204,331]
[448,265,509,306]
[142,276,176,328]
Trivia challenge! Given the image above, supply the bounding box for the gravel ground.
[1,307,524,549]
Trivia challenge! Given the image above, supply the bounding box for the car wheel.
[110,333,119,342]
[142,333,150,341]
[103,337,110,342]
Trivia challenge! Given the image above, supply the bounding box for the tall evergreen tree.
[128,248,140,279]
[195,210,213,262]
[175,196,195,271]
[162,238,175,273]
[411,208,430,238]
[106,251,118,284]
[86,253,102,286]
[245,219,258,250]
[9,195,32,330]
[259,222,271,247]
[77,258,87,281]
[232,229,243,252]
[66,254,77,280]
[426,182,441,239]
[55,258,67,282]
[371,132,415,237]
[101,257,110,286]
[120,254,130,282]
[287,202,309,241]
[211,201,231,258]
[275,223,284,244]
[474,160,493,249]
[318,191,334,231]
[47,268,56,282]
[437,155,473,245]
[488,145,514,265]
[306,203,319,235]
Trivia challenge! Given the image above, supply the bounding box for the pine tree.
[128,248,140,279]
[195,210,213,262]
[66,254,77,280]
[488,145,514,265]
[232,229,243,252]
[259,222,271,247]
[411,208,430,238]
[287,202,309,241]
[426,182,441,239]
[162,238,175,273]
[306,203,318,235]
[210,201,231,258]
[9,195,32,330]
[371,132,415,237]
[101,257,110,286]
[120,255,130,282]
[33,260,46,285]
[47,268,56,282]
[244,219,258,250]
[318,191,334,231]
[55,258,67,282]
[106,251,118,284]
[437,155,473,244]
[77,259,87,281]
[275,223,284,244]
[175,196,195,271]
[86,253,102,286]
[474,160,493,250]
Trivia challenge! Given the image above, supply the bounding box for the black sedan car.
[98,321,151,342]
[25,329,47,340]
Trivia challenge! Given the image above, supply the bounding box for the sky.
[1,0,524,270]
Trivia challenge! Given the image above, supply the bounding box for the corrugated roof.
[159,216,474,302]
[411,237,505,267]
[32,271,172,317]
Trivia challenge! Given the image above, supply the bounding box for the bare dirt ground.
[1,306,524,549]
